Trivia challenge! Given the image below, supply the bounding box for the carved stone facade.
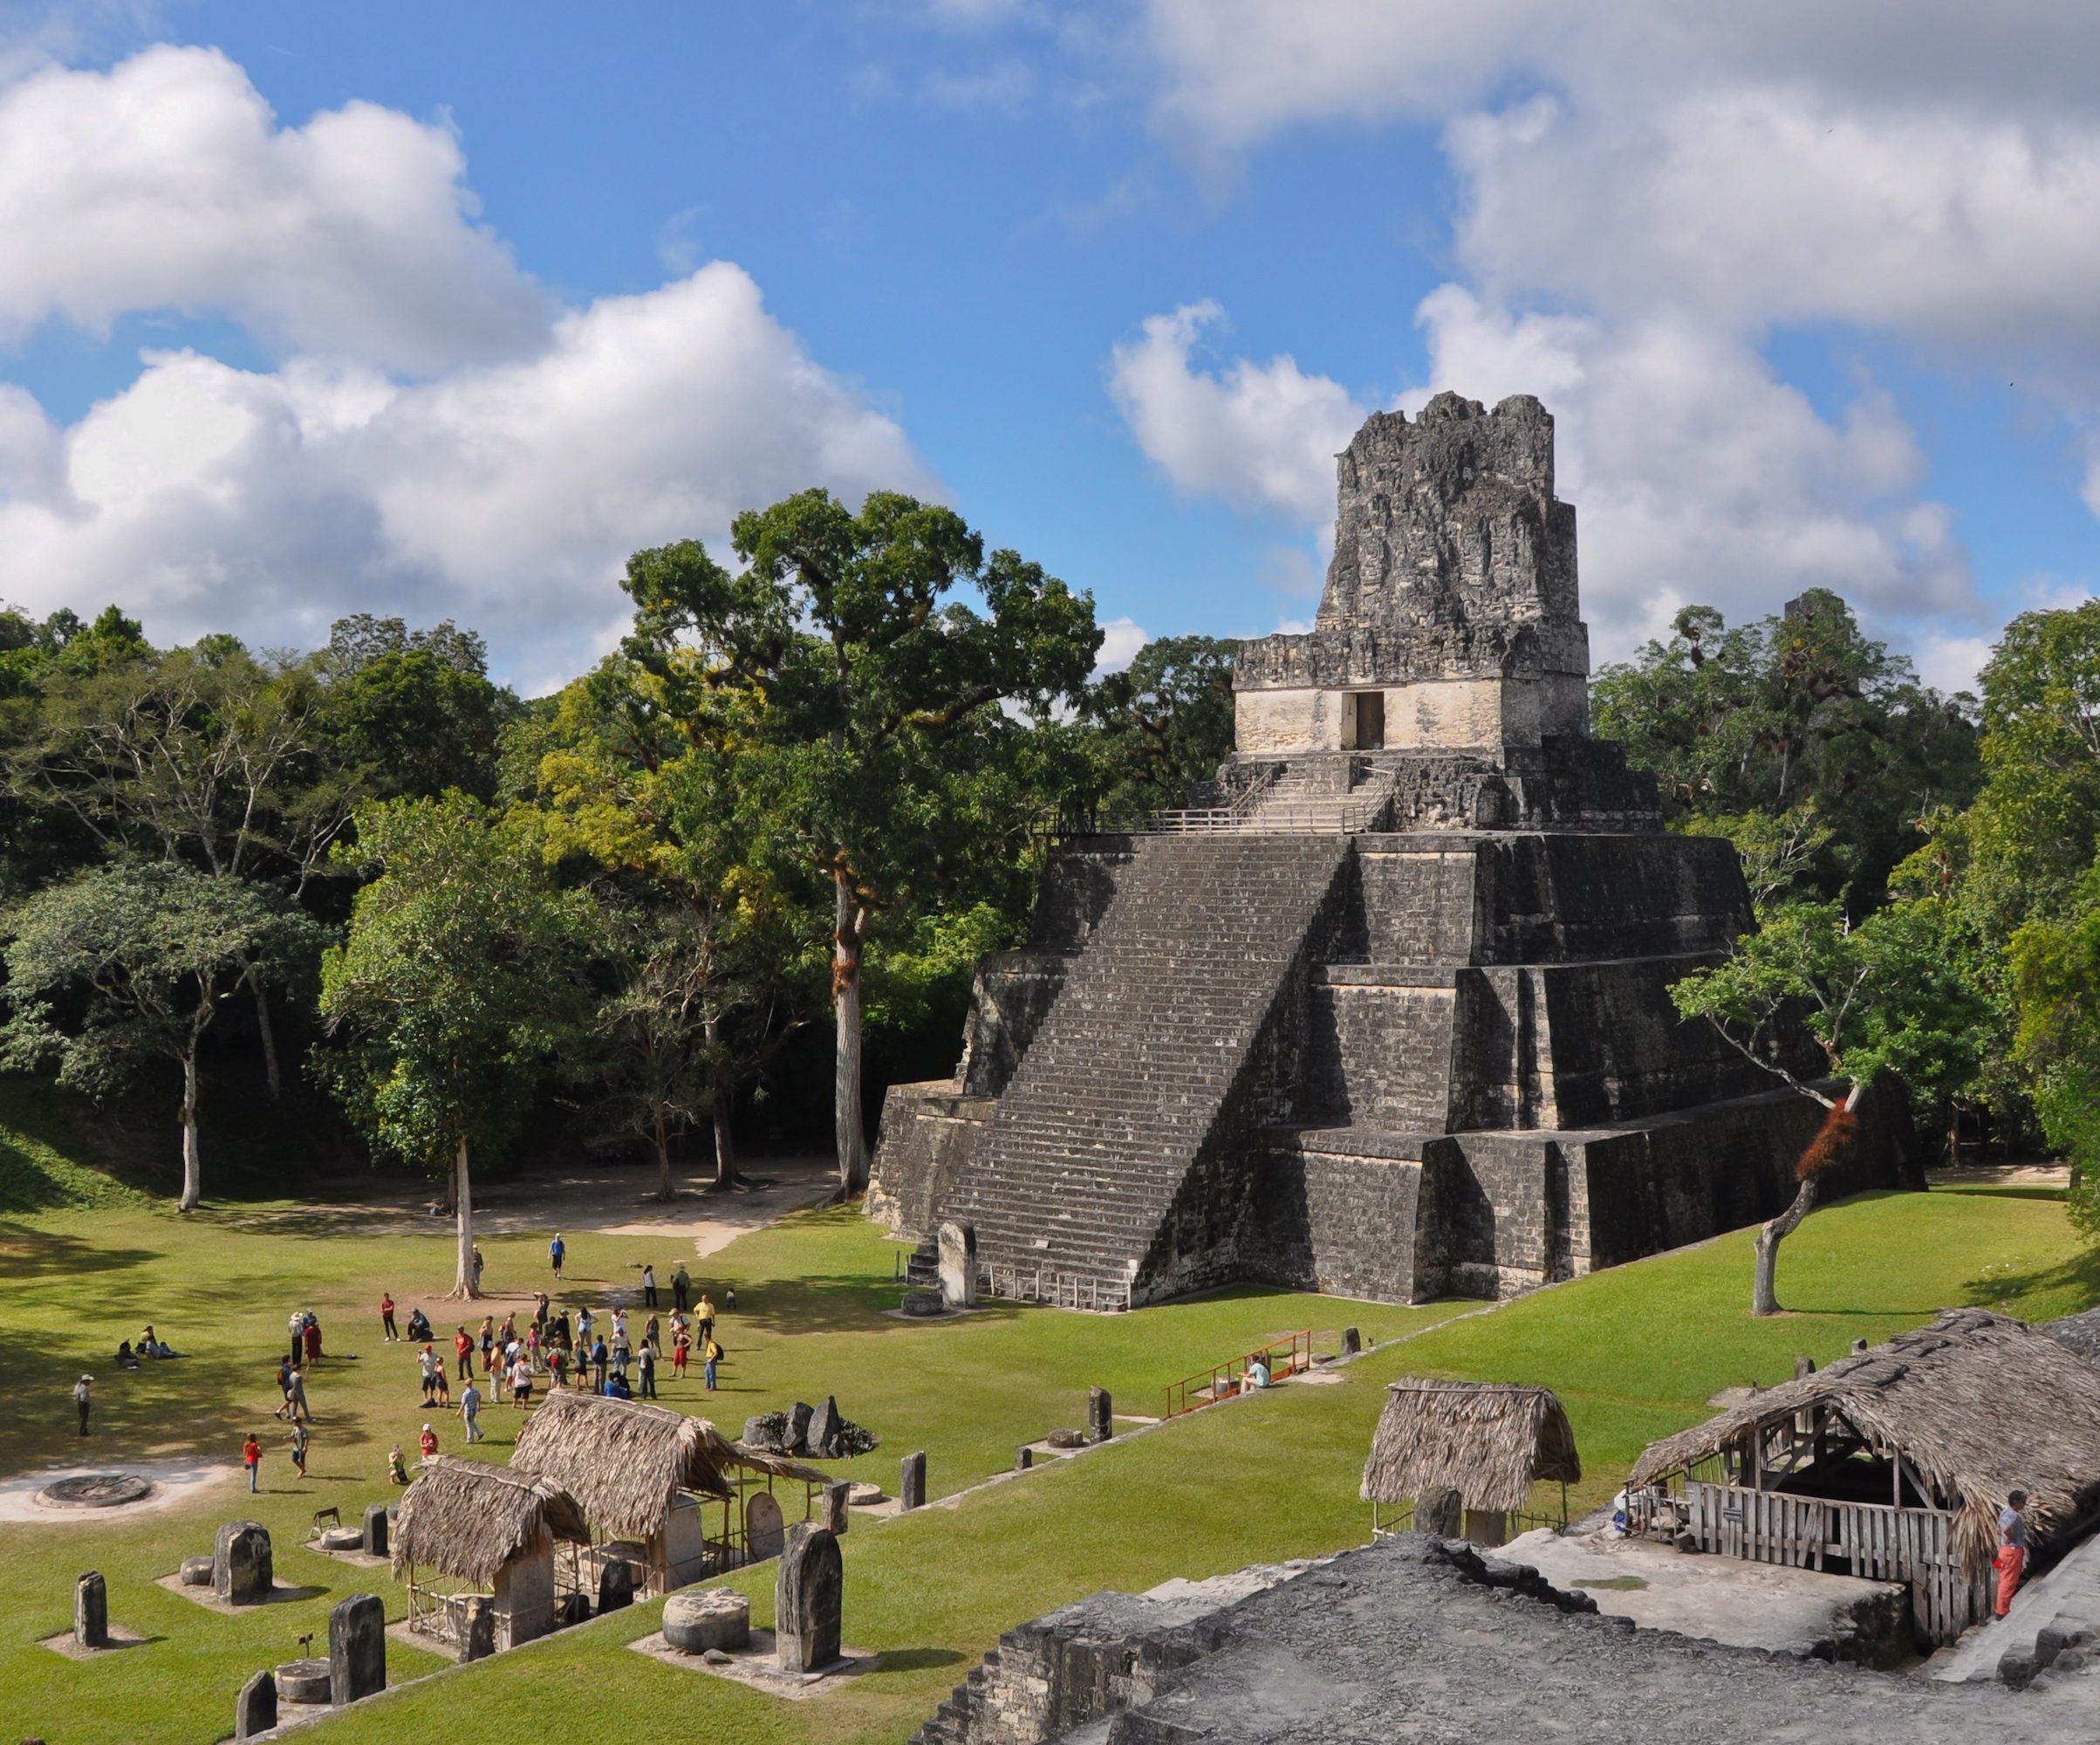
[865,396,1919,1309]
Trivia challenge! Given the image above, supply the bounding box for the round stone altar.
[663,1589,751,1654]
[274,1658,332,1703]
[38,1473,154,1509]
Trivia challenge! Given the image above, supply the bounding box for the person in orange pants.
[1994,1488,2029,1617]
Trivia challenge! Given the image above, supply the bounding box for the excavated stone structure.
[867,393,1918,1309]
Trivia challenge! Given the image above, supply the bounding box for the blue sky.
[1,3,2095,695]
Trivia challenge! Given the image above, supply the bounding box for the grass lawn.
[2,1115,2092,1745]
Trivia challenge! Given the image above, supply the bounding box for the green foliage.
[1081,634,1239,825]
[2010,852,2100,1232]
[1671,893,1993,1138]
[318,614,516,804]
[317,794,595,1176]
[1594,590,1979,907]
[0,863,320,1099]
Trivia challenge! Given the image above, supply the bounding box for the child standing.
[289,1420,310,1479]
[243,1433,263,1492]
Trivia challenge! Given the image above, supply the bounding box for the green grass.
[1,1148,2092,1744]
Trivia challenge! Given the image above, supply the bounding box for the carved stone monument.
[73,1571,107,1649]
[775,1523,843,1674]
[1415,1487,1463,1537]
[745,1490,785,1561]
[936,1220,978,1308]
[868,393,1917,1309]
[213,1521,273,1605]
[328,1592,386,1705]
[598,1556,636,1613]
[1087,1387,1113,1444]
[234,1670,277,1740]
[822,1481,852,1536]
[361,1502,390,1557]
[458,1595,496,1664]
[900,1451,927,1512]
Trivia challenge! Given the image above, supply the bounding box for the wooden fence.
[1637,1480,1986,1644]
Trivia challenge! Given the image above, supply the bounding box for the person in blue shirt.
[1995,1488,2030,1618]
[550,1233,566,1280]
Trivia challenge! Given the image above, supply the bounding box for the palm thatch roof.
[510,1393,827,1538]
[1360,1380,1581,1512]
[390,1456,589,1584]
[1630,1310,2100,1576]
[2044,1306,2100,1367]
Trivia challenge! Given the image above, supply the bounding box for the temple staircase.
[941,833,1351,1307]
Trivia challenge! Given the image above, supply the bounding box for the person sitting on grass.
[386,1445,408,1485]
[406,1305,433,1344]
[116,1340,140,1371]
[419,1422,439,1461]
[605,1369,633,1400]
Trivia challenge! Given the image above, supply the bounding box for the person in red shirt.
[419,1422,439,1461]
[380,1292,398,1342]
[454,1325,473,1381]
[243,1433,262,1493]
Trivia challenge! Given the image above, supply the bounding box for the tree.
[318,794,593,1296]
[1081,635,1239,825]
[1671,899,1980,1313]
[2009,852,2100,1234]
[0,863,323,1209]
[537,654,810,1194]
[619,494,1099,1194]
[318,614,516,804]
[1593,591,1980,908]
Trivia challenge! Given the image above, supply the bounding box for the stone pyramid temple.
[867,392,1916,1309]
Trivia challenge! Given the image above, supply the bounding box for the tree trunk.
[832,872,868,1197]
[246,965,282,1099]
[177,1045,202,1213]
[450,1137,478,1299]
[1751,1176,1818,1316]
[703,1009,739,1192]
[712,1087,738,1191]
[1752,1078,1867,1316]
[652,1102,675,1202]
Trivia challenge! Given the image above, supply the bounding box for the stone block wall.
[865,1084,993,1240]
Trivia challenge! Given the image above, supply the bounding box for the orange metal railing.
[1162,1331,1311,1418]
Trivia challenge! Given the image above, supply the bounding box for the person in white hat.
[73,1374,92,1436]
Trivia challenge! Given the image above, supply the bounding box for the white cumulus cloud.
[0,265,932,695]
[1106,300,1365,523]
[0,44,548,371]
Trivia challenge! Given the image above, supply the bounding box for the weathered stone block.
[900,1451,927,1511]
[234,1669,277,1739]
[74,1570,107,1649]
[457,1595,495,1664]
[214,1521,272,1605]
[900,1290,944,1317]
[598,1557,636,1613]
[1016,1447,1033,1471]
[786,1401,814,1452]
[776,1524,843,1674]
[361,1502,390,1557]
[807,1395,842,1459]
[746,1490,785,1560]
[822,1482,852,1535]
[664,1589,751,1654]
[1087,1386,1113,1444]
[936,1220,978,1308]
[328,1592,386,1704]
[178,1556,213,1586]
[1341,1326,1361,1356]
[1415,1488,1462,1537]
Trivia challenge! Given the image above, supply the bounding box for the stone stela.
[867,392,1917,1310]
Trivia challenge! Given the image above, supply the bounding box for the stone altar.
[868,393,1917,1309]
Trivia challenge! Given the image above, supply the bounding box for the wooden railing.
[1162,1331,1311,1418]
[1631,1479,1986,1643]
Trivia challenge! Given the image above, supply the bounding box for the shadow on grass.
[1961,1243,2100,1313]
[724,1275,1029,1338]
[0,1220,160,1280]
[874,1647,968,1673]
[1934,1186,2069,1204]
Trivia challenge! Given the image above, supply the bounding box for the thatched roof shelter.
[390,1456,589,1584]
[2044,1306,2100,1367]
[510,1393,827,1539]
[1631,1310,2100,1575]
[1360,1380,1581,1512]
